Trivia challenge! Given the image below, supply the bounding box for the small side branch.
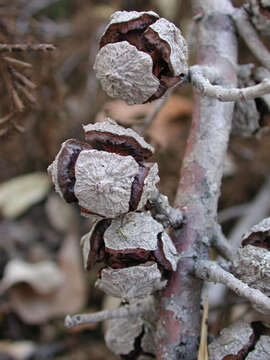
[65,299,152,329]
[190,65,270,101]
[195,260,270,313]
[149,192,184,229]
[0,44,56,52]
[211,224,234,261]
[232,8,270,71]
[142,89,172,132]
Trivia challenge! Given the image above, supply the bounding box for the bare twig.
[190,65,270,101]
[65,298,153,328]
[15,83,36,104]
[195,260,270,313]
[218,203,249,223]
[0,44,56,52]
[232,8,270,71]
[12,71,36,89]
[156,1,238,358]
[0,113,13,125]
[211,224,234,261]
[11,88,24,112]
[3,56,32,69]
[149,192,184,229]
[142,89,172,132]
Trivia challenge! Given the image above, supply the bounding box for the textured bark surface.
[156,1,238,359]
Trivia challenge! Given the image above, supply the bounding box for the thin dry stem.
[65,300,152,328]
[190,65,270,101]
[229,176,270,250]
[12,70,36,89]
[232,8,270,71]
[3,56,32,68]
[149,192,184,229]
[212,224,234,261]
[15,83,36,104]
[195,260,270,313]
[0,44,56,52]
[143,89,172,132]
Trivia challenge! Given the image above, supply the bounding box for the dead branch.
[195,260,270,313]
[65,298,153,328]
[229,176,270,250]
[149,192,185,229]
[0,44,56,52]
[211,224,234,261]
[156,1,238,359]
[232,8,270,71]
[190,65,270,101]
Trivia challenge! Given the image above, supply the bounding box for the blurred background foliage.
[0,0,270,359]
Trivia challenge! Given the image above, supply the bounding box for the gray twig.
[232,8,270,71]
[150,192,184,229]
[195,260,270,313]
[65,298,153,328]
[229,177,270,250]
[190,65,270,101]
[218,203,249,223]
[211,224,234,261]
[144,91,171,129]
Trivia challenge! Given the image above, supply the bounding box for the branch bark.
[195,260,270,313]
[65,297,153,328]
[190,65,270,101]
[232,8,270,71]
[156,1,238,359]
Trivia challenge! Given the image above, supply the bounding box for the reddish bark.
[156,2,238,359]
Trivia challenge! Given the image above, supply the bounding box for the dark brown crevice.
[242,230,270,250]
[120,327,155,360]
[254,97,270,128]
[87,219,111,270]
[105,247,155,269]
[129,165,150,212]
[153,233,173,272]
[84,130,153,163]
[99,14,158,49]
[88,228,171,276]
[57,139,92,203]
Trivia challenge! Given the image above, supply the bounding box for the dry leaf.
[1,235,86,324]
[0,172,51,219]
[0,259,64,295]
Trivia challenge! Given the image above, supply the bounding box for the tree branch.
[190,65,270,101]
[195,260,270,313]
[232,8,270,71]
[142,89,172,133]
[156,1,238,358]
[149,192,185,229]
[229,176,270,250]
[65,297,153,328]
[211,224,234,261]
